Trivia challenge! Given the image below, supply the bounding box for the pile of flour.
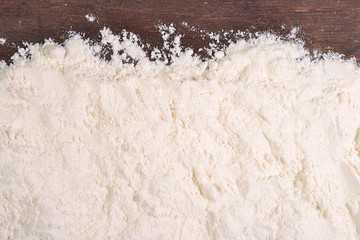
[1,27,360,240]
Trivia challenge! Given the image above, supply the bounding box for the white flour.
[1,27,360,240]
[85,14,96,23]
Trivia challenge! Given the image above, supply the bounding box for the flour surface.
[1,29,360,240]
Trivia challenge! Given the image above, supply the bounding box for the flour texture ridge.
[1,27,360,240]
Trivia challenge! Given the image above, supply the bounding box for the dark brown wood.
[0,0,360,62]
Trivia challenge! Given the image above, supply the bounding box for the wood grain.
[0,0,360,62]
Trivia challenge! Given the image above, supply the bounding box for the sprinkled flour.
[1,26,360,240]
[85,14,96,22]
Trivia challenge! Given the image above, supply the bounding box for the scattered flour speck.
[85,14,96,22]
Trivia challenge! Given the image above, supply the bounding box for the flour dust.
[1,25,360,240]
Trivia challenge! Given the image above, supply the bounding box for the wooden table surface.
[1,0,360,62]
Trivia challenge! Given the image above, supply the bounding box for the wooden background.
[0,0,360,62]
